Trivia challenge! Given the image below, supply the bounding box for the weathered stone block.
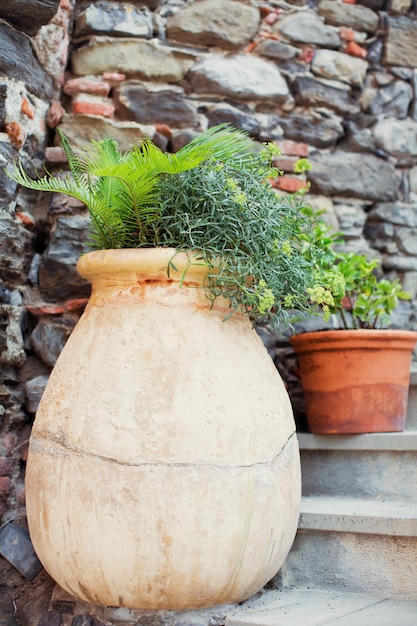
[166,0,259,49]
[0,22,54,99]
[114,81,198,127]
[308,152,399,201]
[0,0,60,36]
[75,1,153,38]
[384,16,417,67]
[188,54,289,101]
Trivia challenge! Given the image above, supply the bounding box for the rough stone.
[384,16,417,68]
[411,70,417,121]
[75,1,153,38]
[272,11,340,48]
[312,49,368,87]
[0,0,60,36]
[71,37,196,81]
[32,2,72,89]
[292,76,360,116]
[368,202,417,227]
[396,227,417,255]
[387,0,413,12]
[114,81,198,128]
[25,375,49,414]
[166,0,259,49]
[188,54,289,101]
[0,212,33,284]
[2,78,50,148]
[308,152,399,201]
[317,0,379,34]
[0,22,54,100]
[0,140,18,210]
[276,111,344,149]
[205,104,261,136]
[333,203,367,238]
[0,305,25,367]
[373,118,417,159]
[366,79,413,119]
[38,215,91,301]
[31,317,73,368]
[256,39,299,61]
[56,114,155,152]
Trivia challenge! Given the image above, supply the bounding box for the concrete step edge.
[225,587,417,626]
[299,495,417,537]
[298,430,417,452]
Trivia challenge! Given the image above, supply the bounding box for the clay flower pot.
[26,248,301,610]
[291,329,417,434]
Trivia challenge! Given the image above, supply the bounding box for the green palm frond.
[7,124,259,249]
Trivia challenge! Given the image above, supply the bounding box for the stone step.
[298,431,417,499]
[225,588,417,626]
[274,496,417,600]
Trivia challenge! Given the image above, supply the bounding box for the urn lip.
[76,247,213,284]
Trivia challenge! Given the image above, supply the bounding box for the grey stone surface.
[318,0,379,33]
[0,22,54,99]
[38,215,91,301]
[312,49,368,87]
[30,318,73,368]
[188,54,290,100]
[71,37,196,81]
[292,76,360,116]
[373,118,417,159]
[166,0,259,49]
[385,15,417,67]
[275,112,344,149]
[308,152,399,201]
[114,81,198,127]
[75,1,153,37]
[273,11,340,48]
[0,0,60,36]
[366,79,413,119]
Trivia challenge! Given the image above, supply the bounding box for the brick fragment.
[46,100,65,129]
[5,122,26,149]
[276,140,309,157]
[0,477,11,495]
[21,97,35,119]
[275,176,309,193]
[64,77,111,97]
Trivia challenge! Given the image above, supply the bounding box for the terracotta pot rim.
[290,328,417,351]
[77,247,211,282]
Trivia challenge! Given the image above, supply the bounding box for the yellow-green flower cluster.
[226,177,247,208]
[256,279,275,315]
[306,271,345,321]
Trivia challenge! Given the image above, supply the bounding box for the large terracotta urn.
[26,248,301,610]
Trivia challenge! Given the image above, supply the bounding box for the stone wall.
[1,0,417,526]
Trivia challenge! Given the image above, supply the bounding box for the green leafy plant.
[7,124,341,328]
[299,215,411,329]
[327,252,411,329]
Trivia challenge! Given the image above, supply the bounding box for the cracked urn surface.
[26,248,301,610]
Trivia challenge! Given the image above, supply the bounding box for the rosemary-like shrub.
[154,157,325,327]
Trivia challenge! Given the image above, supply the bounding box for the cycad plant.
[8,124,342,328]
[9,124,256,249]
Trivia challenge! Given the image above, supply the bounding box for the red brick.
[72,99,115,118]
[46,100,65,129]
[64,298,89,313]
[45,146,67,166]
[5,122,26,149]
[0,458,12,476]
[345,41,367,58]
[298,48,315,64]
[276,140,309,157]
[27,304,65,316]
[102,72,126,83]
[339,27,355,42]
[0,476,11,495]
[2,434,16,455]
[21,97,35,119]
[16,212,35,229]
[273,156,299,173]
[64,77,111,97]
[275,176,309,193]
